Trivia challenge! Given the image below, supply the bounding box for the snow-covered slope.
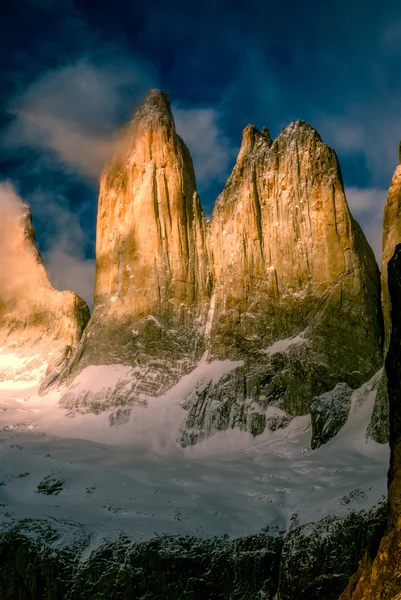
[0,365,388,542]
[0,363,389,600]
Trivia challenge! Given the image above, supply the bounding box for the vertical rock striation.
[211,120,381,386]
[0,187,89,382]
[181,121,383,444]
[62,90,211,407]
[56,91,382,442]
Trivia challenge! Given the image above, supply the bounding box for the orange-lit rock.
[63,90,211,403]
[179,120,383,444]
[0,185,89,382]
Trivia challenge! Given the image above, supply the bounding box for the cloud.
[0,52,158,306]
[4,56,157,180]
[24,188,96,306]
[318,110,401,188]
[345,187,387,261]
[173,105,235,189]
[0,182,49,303]
[0,182,95,308]
[45,249,95,308]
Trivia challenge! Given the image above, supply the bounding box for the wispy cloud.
[173,105,235,189]
[4,57,157,180]
[24,188,96,306]
[0,52,158,304]
[345,187,387,261]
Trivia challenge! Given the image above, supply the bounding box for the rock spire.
[61,89,211,408]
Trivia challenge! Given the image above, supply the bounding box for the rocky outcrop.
[310,383,353,449]
[180,121,383,444]
[0,521,283,600]
[0,188,89,382]
[338,244,401,599]
[60,90,211,408]
[366,370,389,444]
[0,505,386,600]
[278,502,387,600]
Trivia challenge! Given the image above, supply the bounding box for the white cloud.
[0,54,158,306]
[22,188,96,306]
[173,105,235,187]
[345,187,387,261]
[5,57,157,180]
[45,249,95,307]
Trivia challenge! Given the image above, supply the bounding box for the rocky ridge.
[0,187,89,383]
[49,90,383,445]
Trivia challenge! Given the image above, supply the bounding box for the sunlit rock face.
[381,161,401,345]
[57,91,382,440]
[0,186,89,382]
[180,121,383,444]
[63,90,212,402]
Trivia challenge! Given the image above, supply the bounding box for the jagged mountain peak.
[133,88,174,126]
[271,119,324,154]
[235,119,327,169]
[237,123,272,161]
[62,86,211,403]
[39,91,381,447]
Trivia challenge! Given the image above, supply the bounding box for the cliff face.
[57,91,382,443]
[210,120,381,366]
[62,90,211,405]
[0,188,89,382]
[181,121,383,444]
[210,121,375,355]
[338,244,401,600]
[381,162,401,344]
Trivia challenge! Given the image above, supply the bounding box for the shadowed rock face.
[63,90,212,400]
[386,245,401,527]
[366,156,401,443]
[0,506,386,600]
[310,383,353,449]
[382,161,401,345]
[338,244,401,600]
[0,194,89,382]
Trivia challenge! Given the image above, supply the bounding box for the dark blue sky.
[1,0,400,304]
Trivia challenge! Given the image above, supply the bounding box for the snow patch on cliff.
[261,333,306,355]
